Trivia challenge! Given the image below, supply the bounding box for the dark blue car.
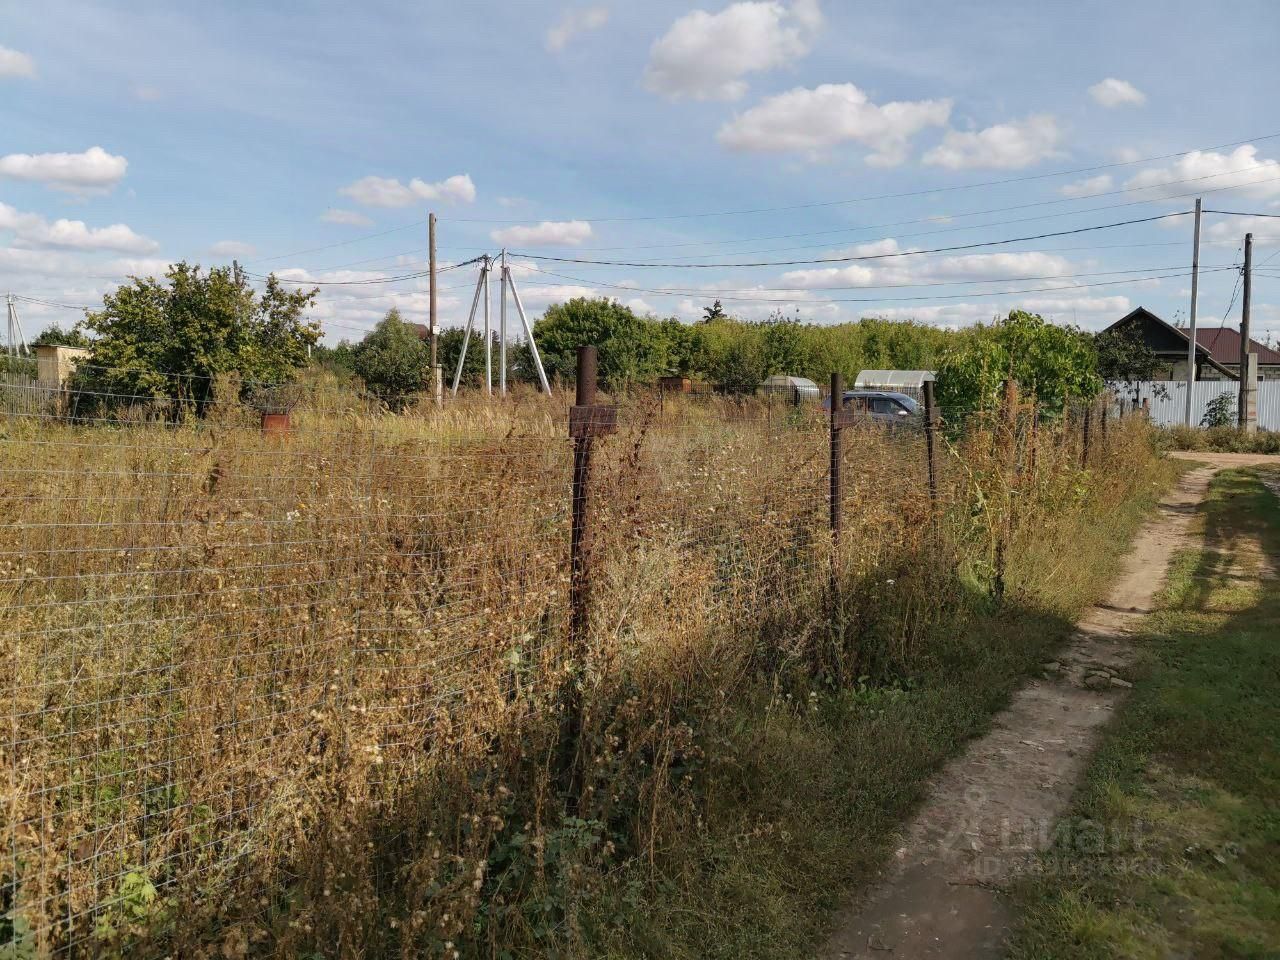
[821,390,921,425]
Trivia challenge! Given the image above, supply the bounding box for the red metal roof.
[1176,326,1280,365]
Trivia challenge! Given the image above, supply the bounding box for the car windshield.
[895,395,920,414]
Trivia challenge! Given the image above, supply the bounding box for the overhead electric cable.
[511,212,1194,269]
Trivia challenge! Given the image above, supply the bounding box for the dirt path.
[818,454,1280,959]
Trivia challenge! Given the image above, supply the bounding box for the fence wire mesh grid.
[0,364,1129,956]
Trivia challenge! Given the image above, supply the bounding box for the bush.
[1152,425,1280,454]
[936,310,1101,415]
[351,308,431,408]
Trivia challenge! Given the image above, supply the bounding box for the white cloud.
[717,83,951,165]
[866,295,1130,331]
[491,220,594,247]
[644,0,823,101]
[1059,174,1114,198]
[923,114,1064,170]
[321,208,375,227]
[1205,215,1280,241]
[133,85,163,102]
[208,240,256,258]
[0,202,157,253]
[0,146,128,193]
[546,6,610,52]
[108,257,174,278]
[1088,78,1146,108]
[0,45,35,78]
[339,173,476,208]
[1123,145,1280,201]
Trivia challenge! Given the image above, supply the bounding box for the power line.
[520,261,1234,297]
[444,131,1280,224]
[511,211,1193,269]
[241,255,487,286]
[519,266,1234,306]
[502,172,1280,266]
[243,218,433,266]
[1203,209,1280,218]
[236,130,1280,268]
[10,295,92,311]
[456,162,1280,255]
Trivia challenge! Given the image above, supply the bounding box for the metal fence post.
[923,378,940,503]
[562,345,617,807]
[829,372,845,590]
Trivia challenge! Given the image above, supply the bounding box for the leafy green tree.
[31,324,91,348]
[653,317,704,376]
[351,308,431,409]
[702,299,726,322]
[1094,324,1161,382]
[76,262,318,415]
[529,297,667,391]
[759,311,812,376]
[936,310,1101,415]
[437,327,508,388]
[312,340,357,375]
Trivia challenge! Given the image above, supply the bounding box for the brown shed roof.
[1176,327,1280,365]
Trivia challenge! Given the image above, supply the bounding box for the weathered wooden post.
[993,380,1018,602]
[1081,402,1093,468]
[923,378,940,504]
[562,345,617,806]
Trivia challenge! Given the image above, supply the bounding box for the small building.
[759,374,820,403]
[1099,307,1234,381]
[35,344,91,389]
[854,369,935,399]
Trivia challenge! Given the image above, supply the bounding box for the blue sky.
[4,0,1280,345]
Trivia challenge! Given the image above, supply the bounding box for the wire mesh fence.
[0,359,1139,956]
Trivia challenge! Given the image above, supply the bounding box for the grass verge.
[581,458,1180,959]
[1009,467,1280,960]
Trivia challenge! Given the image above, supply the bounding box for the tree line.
[21,262,1163,417]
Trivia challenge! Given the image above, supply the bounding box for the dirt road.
[819,453,1280,959]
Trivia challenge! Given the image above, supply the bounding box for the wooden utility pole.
[1239,232,1255,431]
[429,212,442,405]
[1183,198,1202,427]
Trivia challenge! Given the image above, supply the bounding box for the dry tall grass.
[0,376,1159,958]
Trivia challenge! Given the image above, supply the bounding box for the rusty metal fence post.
[922,378,940,503]
[829,372,845,590]
[562,345,617,805]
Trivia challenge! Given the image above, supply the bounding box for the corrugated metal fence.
[1109,380,1280,430]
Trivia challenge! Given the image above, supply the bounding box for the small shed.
[759,374,820,403]
[35,344,91,389]
[854,370,935,390]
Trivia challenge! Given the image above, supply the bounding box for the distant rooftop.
[1175,327,1280,365]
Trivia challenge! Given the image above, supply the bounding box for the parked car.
[821,390,921,426]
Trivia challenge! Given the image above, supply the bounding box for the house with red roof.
[1100,307,1280,381]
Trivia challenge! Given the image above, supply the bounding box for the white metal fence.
[1108,380,1280,430]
